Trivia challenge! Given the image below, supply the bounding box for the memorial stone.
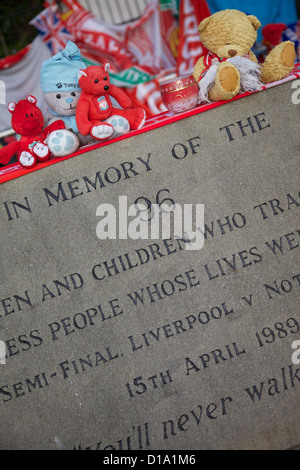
[0,79,299,450]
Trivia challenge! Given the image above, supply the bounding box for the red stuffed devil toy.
[76,63,146,141]
[0,95,64,169]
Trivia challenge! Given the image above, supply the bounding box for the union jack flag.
[30,7,75,55]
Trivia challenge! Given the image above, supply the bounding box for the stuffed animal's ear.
[248,15,261,31]
[78,69,87,80]
[198,16,211,33]
[104,63,110,72]
[27,95,37,104]
[7,102,16,113]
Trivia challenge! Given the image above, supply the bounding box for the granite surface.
[0,79,299,450]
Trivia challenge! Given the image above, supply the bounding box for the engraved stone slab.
[0,80,300,450]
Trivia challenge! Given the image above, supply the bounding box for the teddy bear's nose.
[66,98,73,103]
[228,49,237,57]
[104,85,109,91]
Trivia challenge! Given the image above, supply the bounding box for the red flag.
[177,0,210,76]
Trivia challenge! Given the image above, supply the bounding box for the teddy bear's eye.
[94,79,99,83]
[31,113,33,117]
[103,76,107,81]
[26,114,29,118]
[56,94,61,99]
[71,92,76,96]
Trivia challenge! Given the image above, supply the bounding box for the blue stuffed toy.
[40,41,92,157]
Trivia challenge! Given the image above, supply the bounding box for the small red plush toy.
[76,63,145,141]
[0,95,65,169]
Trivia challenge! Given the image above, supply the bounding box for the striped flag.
[177,0,210,76]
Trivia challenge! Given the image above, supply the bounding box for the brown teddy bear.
[193,9,296,102]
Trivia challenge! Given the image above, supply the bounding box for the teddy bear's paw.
[32,142,51,162]
[210,62,240,101]
[106,115,130,138]
[281,42,296,68]
[219,64,240,93]
[47,130,79,157]
[19,151,37,169]
[91,123,114,140]
[261,41,296,83]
